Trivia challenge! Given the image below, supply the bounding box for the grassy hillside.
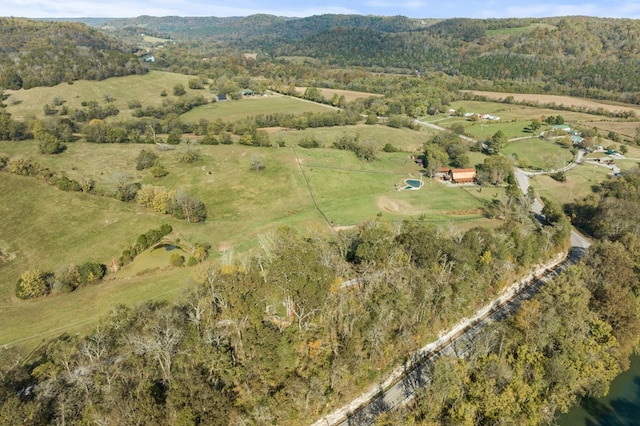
[0,122,502,348]
[4,71,208,121]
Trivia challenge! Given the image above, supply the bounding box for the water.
[405,179,422,188]
[556,354,640,425]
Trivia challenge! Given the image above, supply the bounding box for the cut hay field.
[0,125,499,348]
[460,90,640,117]
[295,87,382,103]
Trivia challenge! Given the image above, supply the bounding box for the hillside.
[0,18,146,90]
[96,15,640,104]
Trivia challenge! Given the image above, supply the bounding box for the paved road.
[313,155,592,426]
[311,250,578,426]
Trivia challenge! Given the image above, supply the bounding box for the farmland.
[1,69,638,349]
[0,123,495,347]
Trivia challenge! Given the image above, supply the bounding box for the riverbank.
[557,354,640,425]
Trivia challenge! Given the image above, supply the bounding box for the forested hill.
[102,14,433,40]
[0,18,147,90]
[99,14,640,103]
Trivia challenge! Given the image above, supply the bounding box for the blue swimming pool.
[405,179,422,189]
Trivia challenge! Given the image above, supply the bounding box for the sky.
[2,0,640,20]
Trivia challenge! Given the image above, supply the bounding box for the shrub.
[149,163,169,178]
[382,143,399,153]
[298,136,320,148]
[15,270,51,299]
[136,149,159,170]
[170,253,185,267]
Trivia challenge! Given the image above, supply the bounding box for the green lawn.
[502,137,574,170]
[530,163,612,206]
[180,93,334,123]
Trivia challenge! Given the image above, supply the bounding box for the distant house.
[449,168,477,184]
[552,124,572,132]
[571,135,585,145]
[216,93,227,102]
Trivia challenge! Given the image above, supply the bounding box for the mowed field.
[180,93,334,123]
[0,122,498,347]
[459,90,640,138]
[502,137,574,170]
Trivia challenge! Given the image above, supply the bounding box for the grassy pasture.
[3,83,632,348]
[460,90,640,117]
[180,93,334,123]
[425,100,635,142]
[4,71,211,121]
[530,163,612,206]
[502,137,574,170]
[588,121,640,139]
[274,123,431,153]
[295,87,382,103]
[0,125,498,347]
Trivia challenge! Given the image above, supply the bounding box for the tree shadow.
[577,376,640,426]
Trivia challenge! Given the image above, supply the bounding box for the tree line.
[383,168,640,425]
[0,203,570,424]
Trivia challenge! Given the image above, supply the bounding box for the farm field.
[426,99,638,142]
[502,137,574,170]
[3,71,210,121]
[529,162,613,206]
[295,87,382,103]
[2,77,638,349]
[180,92,334,123]
[460,90,640,117]
[0,123,499,348]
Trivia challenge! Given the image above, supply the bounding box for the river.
[556,355,640,425]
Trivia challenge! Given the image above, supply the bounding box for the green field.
[530,162,613,206]
[2,71,337,124]
[502,137,574,170]
[180,93,334,123]
[2,80,633,348]
[424,100,633,141]
[0,124,498,347]
[4,71,209,121]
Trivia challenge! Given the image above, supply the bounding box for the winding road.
[312,126,592,425]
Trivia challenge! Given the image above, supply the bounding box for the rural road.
[313,147,592,426]
[313,248,582,426]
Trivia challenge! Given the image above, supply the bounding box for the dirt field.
[461,90,640,116]
[296,87,381,103]
[588,121,640,138]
